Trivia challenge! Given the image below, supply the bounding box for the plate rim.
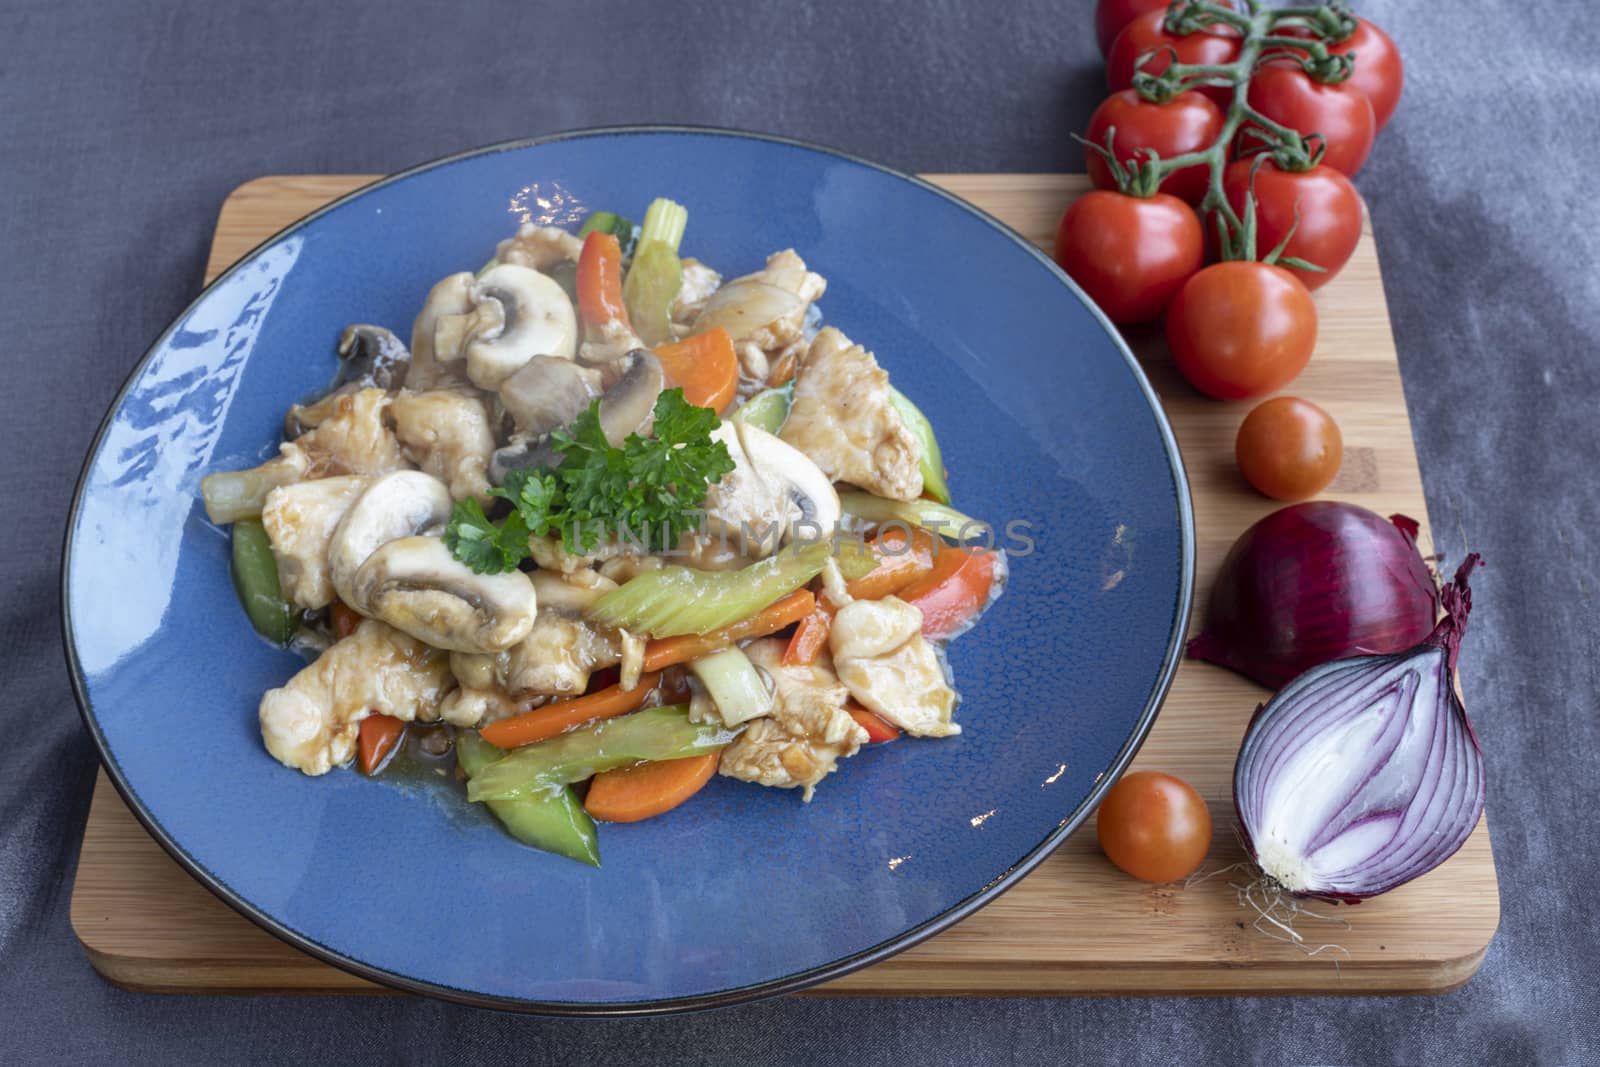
[60,124,1196,1016]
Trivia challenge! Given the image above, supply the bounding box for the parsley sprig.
[444,388,734,574]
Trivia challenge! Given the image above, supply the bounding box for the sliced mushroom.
[352,535,538,653]
[488,349,665,485]
[328,470,453,608]
[688,421,840,563]
[498,355,601,438]
[408,273,475,391]
[433,263,578,390]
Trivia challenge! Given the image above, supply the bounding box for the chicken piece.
[729,250,826,352]
[496,223,582,271]
[282,387,409,480]
[830,597,959,738]
[735,341,769,386]
[259,619,452,775]
[718,639,868,800]
[453,570,622,698]
[527,533,642,574]
[390,389,495,502]
[438,683,522,728]
[671,258,722,326]
[779,327,923,501]
[260,475,370,610]
[578,317,645,369]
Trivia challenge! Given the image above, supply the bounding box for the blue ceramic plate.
[64,128,1192,1014]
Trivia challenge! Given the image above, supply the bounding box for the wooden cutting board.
[70,173,1499,998]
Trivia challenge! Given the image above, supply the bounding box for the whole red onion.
[1188,501,1438,689]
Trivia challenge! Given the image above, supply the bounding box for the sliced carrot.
[577,231,629,328]
[783,599,835,666]
[358,713,406,775]
[654,327,738,413]
[331,600,362,640]
[480,672,662,750]
[898,545,999,641]
[584,752,720,823]
[643,589,815,671]
[768,348,797,387]
[845,527,939,601]
[848,705,901,744]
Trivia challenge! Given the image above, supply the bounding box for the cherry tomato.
[1107,10,1242,108]
[1096,771,1212,883]
[1221,159,1363,290]
[1235,396,1343,500]
[1086,90,1225,205]
[1166,262,1317,400]
[1094,0,1168,57]
[1245,65,1375,176]
[1328,18,1403,129]
[1054,191,1204,325]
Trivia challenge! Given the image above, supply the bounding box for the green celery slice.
[466,706,735,803]
[456,732,600,866]
[730,382,793,434]
[838,490,989,543]
[889,387,950,505]
[231,519,294,646]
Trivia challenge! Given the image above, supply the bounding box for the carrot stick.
[848,705,901,744]
[480,671,662,750]
[768,348,797,387]
[358,713,406,775]
[577,231,630,328]
[583,752,720,823]
[654,327,738,413]
[331,600,362,640]
[898,546,998,641]
[783,599,835,666]
[845,528,938,601]
[643,589,815,671]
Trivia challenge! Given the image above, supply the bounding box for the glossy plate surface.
[64,128,1193,1013]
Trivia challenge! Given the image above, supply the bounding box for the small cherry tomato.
[1094,0,1169,57]
[1107,10,1242,108]
[1221,159,1363,290]
[1096,770,1212,883]
[1235,396,1343,500]
[1055,191,1204,325]
[1166,262,1317,400]
[1085,90,1225,205]
[1245,65,1376,176]
[1327,17,1404,129]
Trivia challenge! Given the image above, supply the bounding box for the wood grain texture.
[72,173,1499,998]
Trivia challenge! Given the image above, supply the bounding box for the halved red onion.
[1233,555,1485,902]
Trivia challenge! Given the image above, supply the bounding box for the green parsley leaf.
[443,387,735,570]
[443,498,531,574]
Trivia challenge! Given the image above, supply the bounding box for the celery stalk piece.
[201,463,298,523]
[466,706,736,803]
[888,387,950,505]
[456,732,600,866]
[837,490,990,543]
[588,542,836,637]
[689,647,774,727]
[730,382,793,434]
[231,519,294,646]
[622,198,688,345]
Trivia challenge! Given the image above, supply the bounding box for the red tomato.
[1094,0,1168,57]
[1096,771,1212,883]
[1235,396,1343,500]
[1054,191,1204,325]
[1085,90,1225,205]
[1107,10,1242,108]
[1327,18,1404,129]
[1245,65,1375,176]
[1166,262,1317,400]
[1221,159,1363,290]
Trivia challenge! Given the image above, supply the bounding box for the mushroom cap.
[352,535,538,654]
[328,471,454,608]
[498,355,600,438]
[462,264,578,389]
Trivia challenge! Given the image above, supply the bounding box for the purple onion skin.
[1188,502,1439,689]
[1233,556,1485,903]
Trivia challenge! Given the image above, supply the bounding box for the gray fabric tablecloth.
[5,0,1594,1062]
